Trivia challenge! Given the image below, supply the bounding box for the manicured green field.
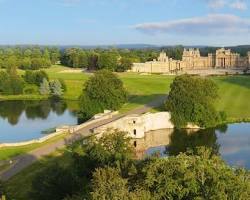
[212,76,250,121]
[1,66,250,121]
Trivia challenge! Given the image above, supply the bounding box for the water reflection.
[0,100,79,143]
[0,100,77,125]
[133,123,250,169]
[168,128,219,156]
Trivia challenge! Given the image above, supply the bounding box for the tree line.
[0,47,60,70]
[0,64,66,96]
[1,45,249,71]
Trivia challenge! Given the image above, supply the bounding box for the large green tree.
[79,70,127,120]
[165,75,226,128]
[97,51,119,71]
[143,148,250,200]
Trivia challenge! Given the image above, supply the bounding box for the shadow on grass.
[121,93,168,112]
[217,75,250,90]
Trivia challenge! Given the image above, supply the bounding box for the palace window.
[133,129,137,136]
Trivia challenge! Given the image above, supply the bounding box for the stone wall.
[92,112,174,138]
[0,111,119,148]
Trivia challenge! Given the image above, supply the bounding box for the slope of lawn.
[212,75,250,121]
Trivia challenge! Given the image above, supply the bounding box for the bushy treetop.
[165,75,226,128]
[79,70,127,120]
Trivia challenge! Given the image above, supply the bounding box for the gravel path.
[0,95,167,181]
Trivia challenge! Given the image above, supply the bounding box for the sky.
[0,0,249,46]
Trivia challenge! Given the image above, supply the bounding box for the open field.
[1,66,250,120]
[212,76,250,121]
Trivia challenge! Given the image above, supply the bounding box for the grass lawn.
[1,65,250,119]
[4,150,72,200]
[0,133,67,161]
[211,75,250,121]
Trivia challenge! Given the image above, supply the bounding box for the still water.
[135,123,250,169]
[0,100,79,143]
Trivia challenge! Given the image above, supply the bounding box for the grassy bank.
[4,151,71,200]
[0,133,67,161]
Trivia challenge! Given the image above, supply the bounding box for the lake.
[0,100,79,143]
[134,123,250,169]
[1,100,250,169]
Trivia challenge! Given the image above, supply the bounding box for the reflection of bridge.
[133,129,173,159]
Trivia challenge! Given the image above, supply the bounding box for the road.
[0,95,167,181]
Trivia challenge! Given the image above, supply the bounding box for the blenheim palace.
[132,48,250,73]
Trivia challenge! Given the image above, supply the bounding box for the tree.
[97,52,119,71]
[30,163,80,200]
[79,70,127,120]
[91,167,130,200]
[50,79,63,97]
[0,70,24,95]
[6,57,18,75]
[39,78,50,95]
[117,57,133,72]
[24,70,49,86]
[91,167,152,200]
[20,57,31,69]
[165,75,226,128]
[143,147,250,200]
[69,130,134,178]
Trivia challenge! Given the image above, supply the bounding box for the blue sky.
[0,0,249,46]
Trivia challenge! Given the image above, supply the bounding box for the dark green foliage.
[31,58,51,70]
[162,45,184,60]
[97,51,119,71]
[23,85,38,94]
[0,71,24,95]
[0,47,56,70]
[78,94,104,121]
[116,57,133,72]
[79,70,127,120]
[0,181,5,196]
[61,48,88,68]
[165,75,225,128]
[168,128,220,156]
[23,70,49,86]
[59,78,67,92]
[30,163,81,200]
[91,167,130,200]
[143,148,250,200]
[69,130,134,178]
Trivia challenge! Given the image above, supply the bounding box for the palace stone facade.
[132,48,250,73]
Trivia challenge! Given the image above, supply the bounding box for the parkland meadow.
[1,65,250,121]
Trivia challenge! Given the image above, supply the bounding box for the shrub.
[23,85,38,94]
[49,79,63,97]
[39,78,50,95]
[23,70,49,86]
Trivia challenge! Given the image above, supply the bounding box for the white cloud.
[134,14,250,36]
[230,0,247,10]
[207,0,226,9]
[205,0,248,10]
